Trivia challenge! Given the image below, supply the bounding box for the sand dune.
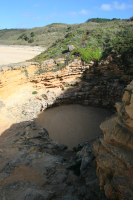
[0,45,46,65]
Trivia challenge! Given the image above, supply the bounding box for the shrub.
[42,94,46,98]
[30,32,35,37]
[72,48,103,63]
[24,35,29,41]
[32,91,38,94]
[17,33,30,41]
[28,38,34,43]
[67,26,72,32]
[17,33,27,40]
[42,94,47,99]
[129,16,133,21]
[73,146,79,152]
[64,84,71,87]
[57,63,63,67]
[21,69,28,77]
[21,69,27,73]
[38,61,43,65]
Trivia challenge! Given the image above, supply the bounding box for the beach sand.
[0,45,46,65]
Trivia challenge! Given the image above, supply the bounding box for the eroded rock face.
[0,121,108,200]
[0,58,128,130]
[93,80,133,200]
[0,57,133,199]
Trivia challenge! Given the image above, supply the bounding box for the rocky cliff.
[0,57,133,199]
[1,56,131,124]
[93,81,133,200]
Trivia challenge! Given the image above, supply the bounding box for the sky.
[0,0,133,29]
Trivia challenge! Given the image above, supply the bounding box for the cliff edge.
[93,81,133,199]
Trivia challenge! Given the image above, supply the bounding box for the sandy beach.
[0,45,46,65]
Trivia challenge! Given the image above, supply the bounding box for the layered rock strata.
[0,57,131,134]
[93,80,133,200]
[0,57,133,199]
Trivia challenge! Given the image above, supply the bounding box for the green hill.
[29,19,133,64]
[0,19,133,66]
[0,22,101,47]
[0,23,71,47]
[0,19,123,47]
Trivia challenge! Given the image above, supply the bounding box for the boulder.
[68,45,75,52]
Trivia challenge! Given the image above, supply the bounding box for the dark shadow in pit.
[0,120,109,200]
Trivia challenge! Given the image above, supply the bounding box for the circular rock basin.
[35,104,113,149]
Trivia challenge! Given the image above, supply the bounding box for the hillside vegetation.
[86,17,122,23]
[0,22,101,47]
[0,23,70,47]
[0,18,133,66]
[0,18,127,48]
[30,19,133,65]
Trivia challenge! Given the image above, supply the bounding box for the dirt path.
[0,45,46,65]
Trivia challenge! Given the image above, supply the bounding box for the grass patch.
[21,69,28,77]
[72,47,103,63]
[21,69,27,73]
[22,110,27,115]
[32,91,38,94]
[64,83,78,87]
[73,146,79,152]
[64,84,72,87]
[42,94,47,99]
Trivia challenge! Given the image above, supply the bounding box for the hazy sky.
[0,0,133,29]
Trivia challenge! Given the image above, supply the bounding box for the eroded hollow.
[35,104,113,149]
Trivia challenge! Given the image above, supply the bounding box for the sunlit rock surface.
[93,81,133,200]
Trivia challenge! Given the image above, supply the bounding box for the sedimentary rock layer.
[93,81,133,200]
[0,56,133,199]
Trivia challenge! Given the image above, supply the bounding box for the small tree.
[24,35,29,41]
[28,38,34,43]
[130,16,133,21]
[17,33,27,40]
[30,32,35,37]
[67,26,72,32]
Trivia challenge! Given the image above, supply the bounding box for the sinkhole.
[35,104,113,150]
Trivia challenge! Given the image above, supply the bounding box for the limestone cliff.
[93,81,133,200]
[0,57,133,199]
[1,58,129,131]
